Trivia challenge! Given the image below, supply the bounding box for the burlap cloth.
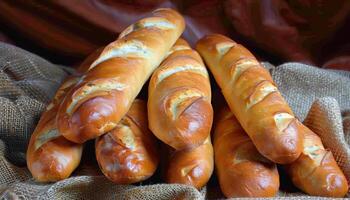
[0,42,349,199]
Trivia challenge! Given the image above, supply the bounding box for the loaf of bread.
[95,99,159,184]
[285,125,348,197]
[214,106,279,197]
[57,8,185,143]
[164,136,214,189]
[196,34,303,164]
[148,38,212,150]
[26,77,83,182]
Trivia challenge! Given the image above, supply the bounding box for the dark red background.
[0,0,349,70]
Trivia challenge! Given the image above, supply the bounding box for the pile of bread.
[26,8,348,198]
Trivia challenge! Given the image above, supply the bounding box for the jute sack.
[0,42,349,199]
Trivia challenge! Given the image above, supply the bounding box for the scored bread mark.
[156,65,208,85]
[98,122,117,134]
[59,77,80,91]
[216,42,235,56]
[304,145,323,160]
[89,40,152,70]
[167,90,203,120]
[46,77,80,111]
[230,58,260,84]
[233,156,248,165]
[119,17,175,39]
[46,103,55,111]
[203,137,211,145]
[304,144,326,167]
[181,164,198,177]
[222,58,259,95]
[171,45,191,52]
[34,129,60,151]
[66,79,126,115]
[300,135,326,176]
[138,19,175,30]
[303,134,325,163]
[115,124,136,150]
[165,45,191,57]
[246,81,277,109]
[118,25,133,39]
[274,113,295,132]
[232,143,251,165]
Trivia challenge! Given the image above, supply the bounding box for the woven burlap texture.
[0,42,349,199]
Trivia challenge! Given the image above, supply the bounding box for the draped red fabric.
[0,0,349,70]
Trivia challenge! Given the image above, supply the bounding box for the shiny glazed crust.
[196,34,303,164]
[164,136,214,189]
[148,38,213,150]
[285,125,348,197]
[95,100,159,184]
[57,8,185,143]
[214,106,279,197]
[26,77,83,182]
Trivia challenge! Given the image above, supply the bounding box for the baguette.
[164,136,214,189]
[214,106,279,197]
[148,38,212,150]
[95,99,159,184]
[26,77,83,182]
[196,34,303,164]
[285,125,348,197]
[57,8,185,143]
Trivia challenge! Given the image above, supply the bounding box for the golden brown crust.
[26,77,83,182]
[148,38,213,150]
[196,34,303,164]
[57,8,185,143]
[214,106,279,197]
[95,100,159,184]
[164,136,214,189]
[285,125,349,197]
